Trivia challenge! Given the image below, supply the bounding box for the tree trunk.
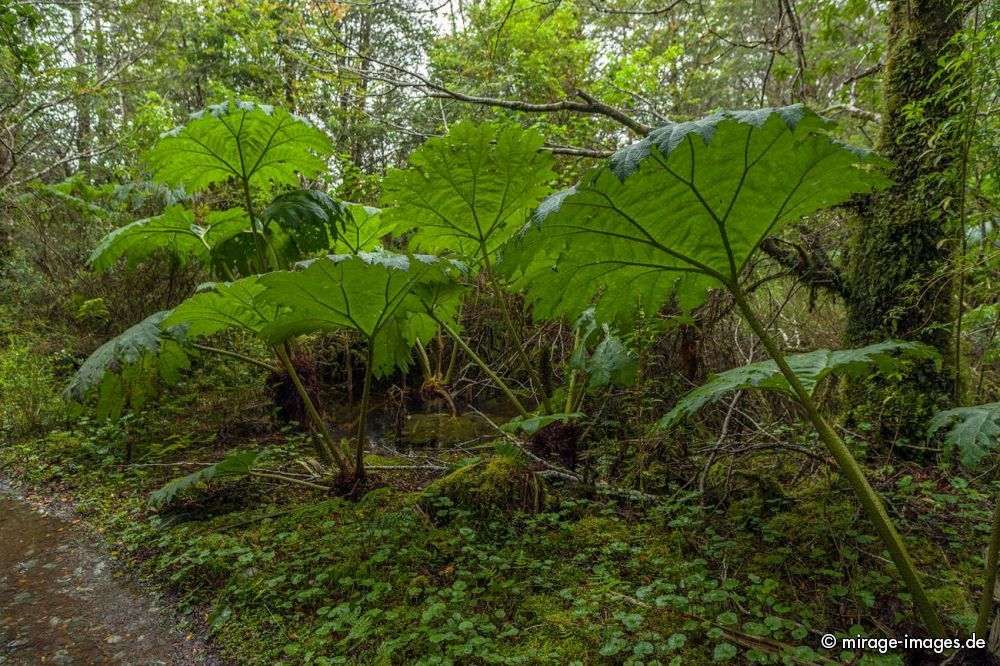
[843,0,967,444]
[70,2,92,176]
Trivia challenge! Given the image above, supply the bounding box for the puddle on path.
[0,492,217,665]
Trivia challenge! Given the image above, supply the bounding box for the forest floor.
[0,379,995,665]
[0,481,218,665]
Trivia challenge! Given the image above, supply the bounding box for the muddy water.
[0,493,216,665]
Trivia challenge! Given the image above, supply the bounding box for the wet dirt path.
[0,492,216,665]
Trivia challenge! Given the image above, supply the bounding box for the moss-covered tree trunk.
[844,0,967,443]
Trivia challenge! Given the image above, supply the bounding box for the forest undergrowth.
[0,325,996,665]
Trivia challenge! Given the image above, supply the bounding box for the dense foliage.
[1,0,998,664]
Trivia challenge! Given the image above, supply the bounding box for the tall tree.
[844,0,970,440]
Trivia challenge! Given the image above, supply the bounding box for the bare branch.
[315,31,652,136]
[586,0,688,16]
[759,236,847,298]
[543,144,614,158]
[823,103,881,123]
[6,142,118,190]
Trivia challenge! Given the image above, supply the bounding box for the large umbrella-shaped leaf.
[202,208,252,247]
[146,100,332,194]
[64,311,192,420]
[657,341,939,430]
[256,250,464,377]
[162,277,280,338]
[504,105,891,326]
[261,189,349,255]
[90,205,251,274]
[380,122,554,262]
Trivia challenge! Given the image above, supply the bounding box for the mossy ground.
[0,385,996,665]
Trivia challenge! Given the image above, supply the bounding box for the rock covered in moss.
[419,455,550,521]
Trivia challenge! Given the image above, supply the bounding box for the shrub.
[0,334,61,438]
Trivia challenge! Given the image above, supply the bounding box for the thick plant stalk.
[976,499,1000,637]
[731,287,946,638]
[354,343,375,481]
[414,338,434,382]
[248,471,328,491]
[239,179,271,272]
[274,344,351,476]
[564,328,583,413]
[191,343,278,373]
[433,316,530,418]
[478,241,554,413]
[444,333,460,384]
[443,306,463,383]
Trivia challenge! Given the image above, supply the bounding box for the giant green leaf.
[504,105,891,327]
[209,223,306,279]
[657,341,939,430]
[64,311,192,420]
[90,205,250,274]
[210,193,365,277]
[332,202,395,254]
[261,189,348,255]
[380,122,554,261]
[146,100,332,194]
[256,250,464,376]
[162,276,280,338]
[501,412,585,436]
[149,450,267,507]
[202,208,252,248]
[928,403,1000,469]
[90,205,204,272]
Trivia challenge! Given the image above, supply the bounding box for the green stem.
[976,497,1000,637]
[565,329,582,413]
[414,338,433,382]
[274,344,351,475]
[240,179,269,272]
[433,315,530,419]
[443,305,463,384]
[444,331,460,384]
[953,6,986,406]
[479,242,554,413]
[730,286,946,637]
[571,380,588,414]
[191,343,278,373]
[354,342,374,481]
